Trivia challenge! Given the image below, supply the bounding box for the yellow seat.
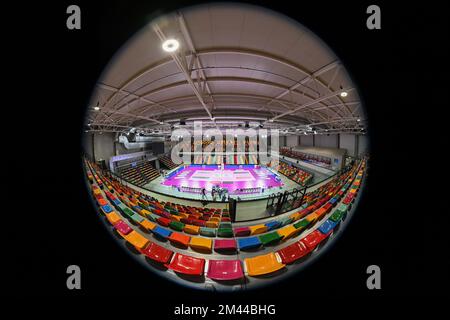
[139,219,156,231]
[277,225,299,240]
[209,217,220,222]
[206,221,219,228]
[289,212,302,222]
[171,215,182,222]
[245,252,285,276]
[249,224,267,235]
[105,211,121,225]
[184,225,200,235]
[189,237,212,252]
[93,189,102,196]
[140,209,151,217]
[305,212,318,224]
[121,230,149,250]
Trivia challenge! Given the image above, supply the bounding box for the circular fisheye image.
[82,3,368,291]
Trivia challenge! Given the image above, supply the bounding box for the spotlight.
[357,118,361,122]
[159,121,164,125]
[162,39,179,52]
[340,91,348,97]
[314,131,317,134]
[269,119,274,123]
[94,106,100,111]
[87,123,91,126]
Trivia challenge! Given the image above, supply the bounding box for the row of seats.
[86,158,364,262]
[87,159,365,281]
[274,161,313,186]
[280,147,332,166]
[158,156,179,170]
[119,162,160,186]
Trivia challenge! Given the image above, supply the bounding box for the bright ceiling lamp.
[94,106,100,111]
[162,39,179,52]
[340,91,348,97]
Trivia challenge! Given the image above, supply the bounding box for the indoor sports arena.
[82,3,369,291]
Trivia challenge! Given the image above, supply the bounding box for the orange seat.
[206,221,219,228]
[184,224,200,235]
[169,232,190,247]
[105,211,121,225]
[245,252,285,276]
[120,230,149,250]
[139,219,156,231]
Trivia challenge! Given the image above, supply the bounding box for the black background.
[4,0,449,308]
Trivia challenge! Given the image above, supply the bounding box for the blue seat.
[112,199,121,206]
[264,220,281,231]
[152,226,172,239]
[329,197,338,205]
[237,237,262,250]
[318,219,338,234]
[101,204,113,214]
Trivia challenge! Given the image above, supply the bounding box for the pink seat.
[207,260,244,281]
[233,226,250,237]
[114,220,132,235]
[214,239,237,252]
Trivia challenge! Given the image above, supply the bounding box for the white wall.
[314,134,338,148]
[286,135,299,147]
[357,135,369,156]
[299,135,314,146]
[93,132,116,167]
[82,132,94,159]
[339,134,357,157]
[279,136,286,147]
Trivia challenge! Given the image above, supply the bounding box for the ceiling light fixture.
[162,39,179,52]
[340,91,348,97]
[94,106,100,111]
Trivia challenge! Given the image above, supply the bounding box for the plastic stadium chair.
[139,219,156,231]
[101,204,113,214]
[277,241,311,264]
[278,217,293,227]
[207,260,244,281]
[264,220,281,231]
[105,212,121,225]
[217,228,233,237]
[258,231,282,245]
[157,217,172,227]
[249,224,268,235]
[199,227,216,237]
[214,239,237,252]
[141,242,174,264]
[329,210,344,223]
[122,230,149,250]
[189,237,213,252]
[276,225,299,240]
[184,224,200,235]
[233,226,251,237]
[169,232,190,247]
[167,253,205,276]
[318,219,338,234]
[301,230,331,250]
[114,220,132,235]
[131,214,144,224]
[244,252,285,276]
[169,221,185,232]
[237,236,262,250]
[152,226,172,239]
[293,219,311,231]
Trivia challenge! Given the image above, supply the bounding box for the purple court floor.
[161,165,283,194]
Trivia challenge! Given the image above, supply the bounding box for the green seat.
[293,219,311,230]
[217,228,233,237]
[258,232,282,245]
[338,204,348,213]
[148,213,160,222]
[122,207,135,217]
[117,203,128,211]
[219,222,232,229]
[200,227,216,237]
[169,220,185,232]
[329,210,344,223]
[131,214,144,223]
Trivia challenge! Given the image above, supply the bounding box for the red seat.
[141,242,173,263]
[214,239,237,251]
[207,260,244,281]
[167,253,205,275]
[277,241,311,264]
[157,217,171,227]
[233,226,250,237]
[301,230,331,250]
[114,220,132,235]
[168,232,190,247]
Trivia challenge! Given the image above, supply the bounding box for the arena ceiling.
[86,4,365,136]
